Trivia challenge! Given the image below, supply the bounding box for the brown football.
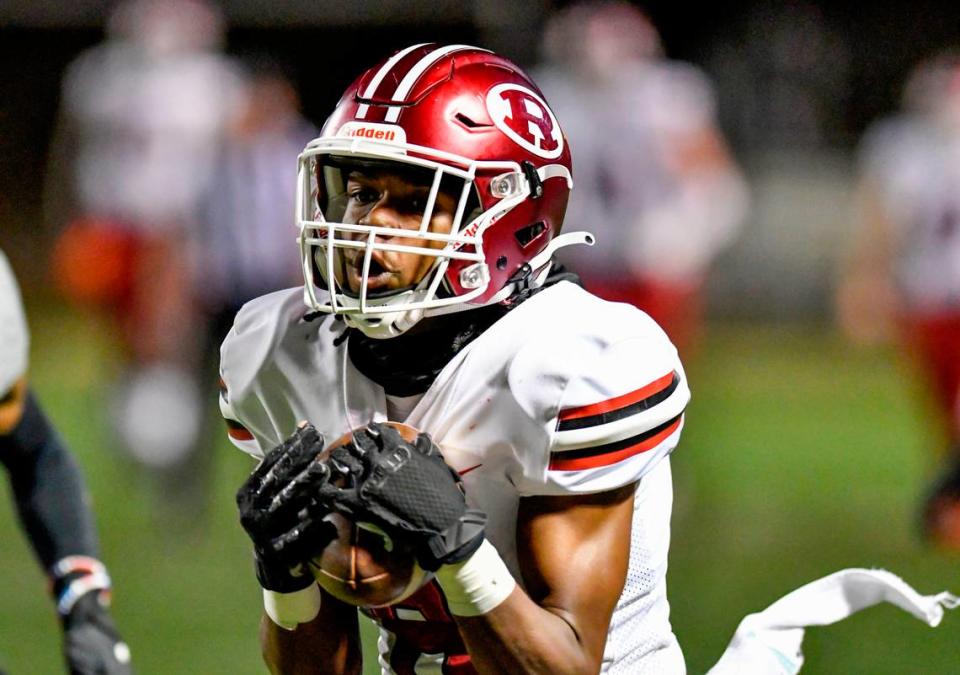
[307,422,433,608]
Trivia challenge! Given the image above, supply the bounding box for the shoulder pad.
[509,294,689,494]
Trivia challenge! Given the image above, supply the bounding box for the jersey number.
[365,580,475,674]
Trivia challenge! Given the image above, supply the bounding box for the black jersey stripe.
[549,412,684,470]
[557,372,680,432]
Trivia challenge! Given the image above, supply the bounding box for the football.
[306,422,433,608]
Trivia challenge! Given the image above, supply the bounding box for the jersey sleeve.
[511,310,690,496]
[218,289,304,460]
[218,376,262,458]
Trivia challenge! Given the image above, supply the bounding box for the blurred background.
[1,0,959,672]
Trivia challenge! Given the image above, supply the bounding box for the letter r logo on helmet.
[487,84,564,159]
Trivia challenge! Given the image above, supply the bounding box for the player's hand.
[62,591,132,675]
[236,423,336,592]
[324,422,487,571]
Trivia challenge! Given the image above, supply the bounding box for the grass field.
[0,301,956,673]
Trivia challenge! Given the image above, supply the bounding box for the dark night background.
[4,1,960,223]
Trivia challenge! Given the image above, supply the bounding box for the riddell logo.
[347,127,396,141]
[337,122,407,144]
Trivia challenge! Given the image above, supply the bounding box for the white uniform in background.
[537,60,746,286]
[0,250,29,393]
[59,5,242,231]
[858,116,960,313]
[52,0,244,473]
[220,281,690,674]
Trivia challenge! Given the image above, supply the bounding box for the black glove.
[322,423,486,572]
[62,591,132,675]
[236,424,336,591]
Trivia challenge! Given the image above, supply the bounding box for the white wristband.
[263,585,322,630]
[435,539,516,617]
[51,556,112,615]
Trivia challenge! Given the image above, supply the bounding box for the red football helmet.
[296,43,590,338]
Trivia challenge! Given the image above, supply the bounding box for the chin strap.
[495,230,596,307]
[340,229,595,334]
[418,230,596,320]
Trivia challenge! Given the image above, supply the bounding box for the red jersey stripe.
[548,415,683,471]
[558,371,676,423]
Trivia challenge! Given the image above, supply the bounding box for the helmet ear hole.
[514,221,547,249]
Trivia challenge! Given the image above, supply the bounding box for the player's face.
[336,169,457,294]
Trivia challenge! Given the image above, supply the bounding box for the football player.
[534,2,748,358]
[225,44,689,673]
[836,53,960,548]
[0,250,131,674]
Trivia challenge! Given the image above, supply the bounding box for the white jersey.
[220,281,690,674]
[859,115,960,311]
[535,61,746,285]
[61,43,242,230]
[0,250,29,394]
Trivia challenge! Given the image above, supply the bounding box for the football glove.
[61,591,132,675]
[236,424,335,592]
[323,422,487,572]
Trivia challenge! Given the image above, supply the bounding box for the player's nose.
[361,196,407,237]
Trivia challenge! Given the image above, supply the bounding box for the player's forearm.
[260,595,362,675]
[453,587,600,675]
[0,392,99,568]
[435,540,602,675]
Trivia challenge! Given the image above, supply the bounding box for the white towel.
[707,568,959,675]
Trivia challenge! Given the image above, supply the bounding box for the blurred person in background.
[0,250,131,675]
[194,56,316,359]
[534,1,749,356]
[43,0,243,519]
[185,58,315,508]
[837,51,960,549]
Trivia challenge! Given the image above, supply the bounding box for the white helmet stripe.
[384,44,489,123]
[356,43,430,120]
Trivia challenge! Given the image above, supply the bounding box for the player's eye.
[348,187,380,205]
